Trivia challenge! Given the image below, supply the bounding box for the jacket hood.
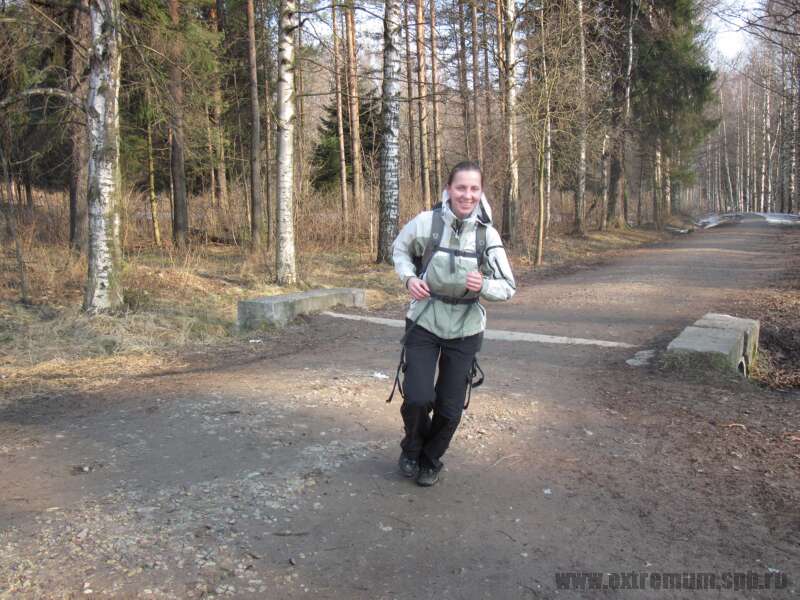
[440,190,493,225]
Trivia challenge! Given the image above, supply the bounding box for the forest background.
[0,0,797,394]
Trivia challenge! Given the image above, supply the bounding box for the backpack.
[412,202,488,277]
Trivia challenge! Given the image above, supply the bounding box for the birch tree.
[331,2,349,230]
[429,0,443,193]
[84,0,123,312]
[470,0,484,167]
[501,0,519,244]
[276,0,298,285]
[574,0,587,235]
[415,0,432,206]
[377,0,402,263]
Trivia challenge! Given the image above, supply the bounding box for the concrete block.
[238,288,366,329]
[665,326,745,373]
[693,313,759,367]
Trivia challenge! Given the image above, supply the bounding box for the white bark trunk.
[415,0,431,206]
[575,0,587,234]
[331,3,349,229]
[276,0,297,285]
[377,0,402,263]
[501,0,518,243]
[429,0,443,193]
[84,0,123,313]
[761,71,770,212]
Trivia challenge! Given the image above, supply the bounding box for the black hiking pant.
[400,320,483,471]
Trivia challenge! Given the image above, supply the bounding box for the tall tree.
[276,0,298,284]
[415,0,431,206]
[84,0,123,312]
[456,0,471,158]
[501,0,518,243]
[378,0,402,263]
[169,0,189,246]
[403,0,417,180]
[68,0,90,251]
[345,1,364,216]
[429,0,443,193]
[607,0,637,229]
[331,1,349,231]
[470,0,484,167]
[246,0,263,247]
[209,3,228,209]
[574,0,587,235]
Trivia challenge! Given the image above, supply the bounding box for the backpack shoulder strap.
[419,206,445,275]
[475,223,488,270]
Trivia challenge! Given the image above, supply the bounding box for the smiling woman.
[389,161,516,487]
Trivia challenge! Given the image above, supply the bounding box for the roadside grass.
[0,219,710,402]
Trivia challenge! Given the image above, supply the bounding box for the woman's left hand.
[465,271,483,292]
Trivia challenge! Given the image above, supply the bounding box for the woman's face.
[446,170,482,219]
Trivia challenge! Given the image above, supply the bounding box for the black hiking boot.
[416,466,441,487]
[398,454,419,478]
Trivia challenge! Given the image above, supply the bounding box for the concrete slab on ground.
[665,325,745,372]
[694,313,759,367]
[238,288,366,329]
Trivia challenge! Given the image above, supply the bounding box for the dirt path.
[1,222,798,599]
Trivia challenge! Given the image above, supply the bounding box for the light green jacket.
[392,196,516,339]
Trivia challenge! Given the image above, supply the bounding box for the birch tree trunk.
[761,70,770,212]
[574,0,587,235]
[470,0,484,167]
[294,24,305,201]
[736,78,743,211]
[415,0,431,206]
[276,0,298,285]
[663,154,672,218]
[68,0,90,251]
[345,3,364,217]
[482,0,491,131]
[653,141,663,227]
[542,4,551,234]
[720,85,734,211]
[607,0,635,229]
[377,0,402,263]
[599,133,610,230]
[331,2,349,232]
[501,0,518,243]
[84,0,123,312]
[534,120,545,266]
[145,87,161,246]
[535,5,550,258]
[246,0,263,248]
[429,0,443,193]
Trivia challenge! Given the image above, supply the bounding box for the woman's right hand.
[406,277,431,301]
